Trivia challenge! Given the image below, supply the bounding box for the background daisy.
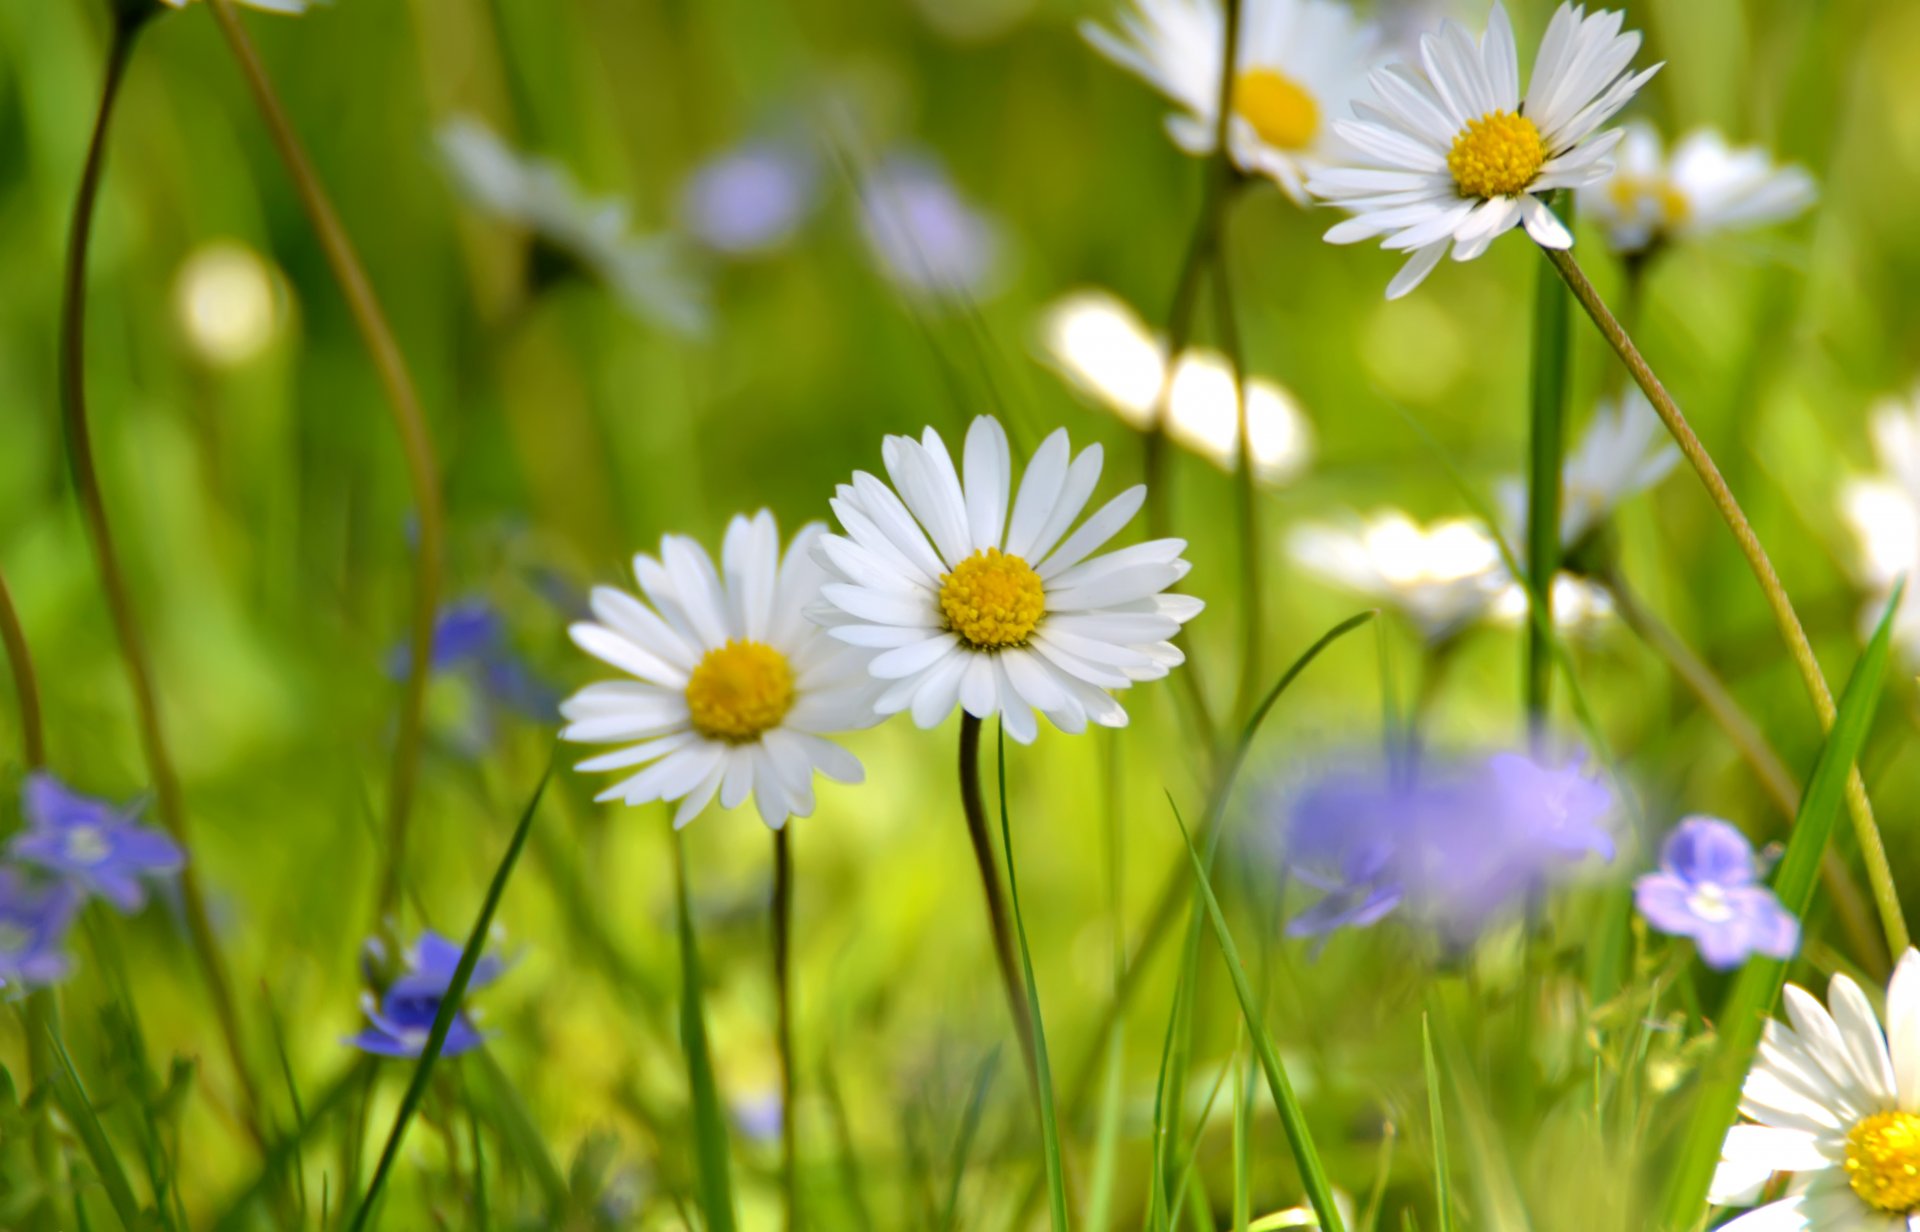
[1581,122,1817,257]
[561,512,877,828]
[812,416,1202,743]
[1083,0,1380,202]
[1308,2,1660,297]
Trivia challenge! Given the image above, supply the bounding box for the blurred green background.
[3,0,1920,1226]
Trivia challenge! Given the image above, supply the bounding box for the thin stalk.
[957,714,1040,1103]
[1212,232,1263,722]
[1524,234,1572,733]
[1604,568,1885,975]
[59,12,264,1148]
[0,569,44,768]
[773,827,799,1232]
[1543,243,1910,959]
[205,0,445,922]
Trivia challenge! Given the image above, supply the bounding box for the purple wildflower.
[0,868,79,990]
[1273,748,1616,948]
[391,600,556,723]
[732,1092,784,1144]
[680,140,820,256]
[1634,816,1798,970]
[11,773,183,913]
[858,153,1004,301]
[347,929,504,1058]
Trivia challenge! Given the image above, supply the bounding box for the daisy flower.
[1289,511,1505,640]
[811,416,1202,744]
[561,511,877,829]
[1708,949,1920,1229]
[1580,122,1816,257]
[436,116,708,335]
[1081,0,1380,202]
[1037,288,1314,485]
[1839,387,1920,662]
[1307,2,1661,298]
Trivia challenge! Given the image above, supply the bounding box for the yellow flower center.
[684,640,795,742]
[939,548,1045,649]
[1233,69,1320,151]
[1447,110,1546,199]
[1847,1111,1920,1213]
[1607,175,1691,228]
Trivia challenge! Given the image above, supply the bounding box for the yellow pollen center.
[1447,110,1546,199]
[1233,69,1320,151]
[939,548,1045,649]
[684,639,795,742]
[1608,175,1691,227]
[1846,1111,1920,1212]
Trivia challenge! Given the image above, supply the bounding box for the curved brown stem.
[59,15,264,1146]
[1544,244,1908,962]
[958,714,1040,1103]
[205,0,445,922]
[0,568,45,769]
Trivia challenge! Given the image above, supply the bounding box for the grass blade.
[937,1046,1000,1232]
[43,1029,144,1231]
[995,722,1070,1231]
[1658,581,1903,1229]
[1524,204,1572,723]
[347,762,550,1232]
[1169,798,1344,1232]
[1420,1016,1453,1232]
[673,828,739,1232]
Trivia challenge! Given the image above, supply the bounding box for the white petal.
[1037,486,1147,579]
[1890,949,1920,1112]
[589,586,698,671]
[1027,444,1106,562]
[569,623,686,688]
[870,633,963,679]
[1386,241,1449,299]
[1004,429,1071,560]
[963,416,1012,551]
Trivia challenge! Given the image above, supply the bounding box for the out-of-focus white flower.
[172,241,286,367]
[1308,2,1660,299]
[1082,0,1380,204]
[679,140,821,256]
[1498,389,1680,550]
[1037,289,1313,485]
[1490,572,1614,633]
[1290,512,1505,639]
[160,0,316,12]
[1840,388,1920,660]
[437,116,708,336]
[857,153,1005,303]
[1580,123,1816,256]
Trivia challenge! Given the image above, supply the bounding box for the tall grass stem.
[0,568,44,769]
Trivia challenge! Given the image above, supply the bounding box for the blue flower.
[11,773,183,913]
[1634,816,1798,970]
[390,601,556,726]
[732,1092,784,1144]
[858,153,1004,302]
[680,140,821,256]
[347,929,504,1058]
[0,867,79,990]
[1271,748,1616,948]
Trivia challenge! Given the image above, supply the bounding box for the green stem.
[772,827,798,1232]
[957,714,1040,1103]
[0,567,45,769]
[205,0,445,923]
[1524,234,1572,732]
[59,12,265,1148]
[1544,243,1908,960]
[1211,229,1263,723]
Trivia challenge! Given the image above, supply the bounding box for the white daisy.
[1307,2,1660,298]
[1580,122,1817,257]
[1708,949,1920,1230]
[1082,0,1379,203]
[560,512,877,830]
[1289,511,1505,640]
[1037,288,1314,485]
[1488,572,1613,633]
[1839,388,1920,663]
[810,416,1203,744]
[1497,388,1679,551]
[436,116,708,336]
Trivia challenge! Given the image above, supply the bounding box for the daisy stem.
[59,9,266,1150]
[1544,243,1911,960]
[205,0,445,925]
[957,714,1041,1104]
[1523,230,1572,735]
[772,827,799,1232]
[0,567,45,769]
[1603,567,1887,976]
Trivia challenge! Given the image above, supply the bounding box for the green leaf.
[347,763,550,1232]
[1169,798,1345,1232]
[1658,582,1902,1230]
[995,722,1069,1231]
[674,827,739,1232]
[1421,1016,1453,1232]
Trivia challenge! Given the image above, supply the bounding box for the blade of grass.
[346,764,550,1232]
[1420,1016,1453,1232]
[1169,798,1344,1232]
[1659,582,1902,1230]
[1167,1044,1237,1220]
[211,1061,370,1232]
[996,722,1070,1231]
[937,1047,1001,1232]
[1524,197,1572,729]
[1234,1046,1253,1232]
[673,827,739,1232]
[44,1027,144,1232]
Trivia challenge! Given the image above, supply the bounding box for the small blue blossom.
[1271,748,1616,948]
[391,601,556,730]
[1634,816,1799,970]
[347,929,505,1058]
[732,1091,784,1144]
[11,773,184,913]
[858,153,1004,302]
[0,867,79,990]
[680,140,821,256]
